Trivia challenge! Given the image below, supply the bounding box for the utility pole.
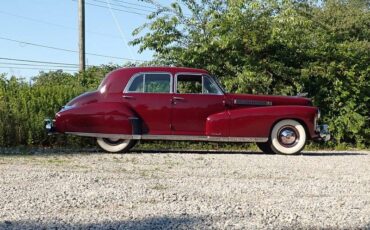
[78,0,85,72]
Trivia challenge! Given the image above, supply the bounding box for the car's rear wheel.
[269,119,307,155]
[97,138,136,153]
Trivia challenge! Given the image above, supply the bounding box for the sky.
[0,0,165,79]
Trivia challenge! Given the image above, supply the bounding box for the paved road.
[0,150,369,229]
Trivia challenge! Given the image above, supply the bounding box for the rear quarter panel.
[55,102,135,134]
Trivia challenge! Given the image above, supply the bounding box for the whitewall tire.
[270,119,306,155]
[97,138,136,153]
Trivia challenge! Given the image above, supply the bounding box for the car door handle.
[123,95,134,99]
[172,96,184,104]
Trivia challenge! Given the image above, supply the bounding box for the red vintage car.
[45,67,330,154]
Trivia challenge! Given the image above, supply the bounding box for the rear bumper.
[315,124,330,141]
[44,118,56,135]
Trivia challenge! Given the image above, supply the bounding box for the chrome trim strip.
[66,132,268,142]
[66,132,139,139]
[233,99,272,106]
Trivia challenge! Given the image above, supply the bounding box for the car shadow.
[0,147,368,156]
[1,216,369,229]
[0,215,202,230]
[129,149,368,156]
[297,152,369,156]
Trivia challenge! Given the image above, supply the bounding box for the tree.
[132,0,370,147]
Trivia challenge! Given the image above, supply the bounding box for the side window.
[127,74,143,92]
[126,73,171,93]
[176,75,222,94]
[144,74,171,93]
[177,75,202,94]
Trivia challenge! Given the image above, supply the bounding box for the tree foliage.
[132,0,370,147]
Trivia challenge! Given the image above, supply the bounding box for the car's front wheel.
[97,138,136,153]
[269,119,307,155]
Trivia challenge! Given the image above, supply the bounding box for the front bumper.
[44,118,56,134]
[315,124,330,141]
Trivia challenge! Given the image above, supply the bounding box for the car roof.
[101,66,210,93]
[111,66,209,75]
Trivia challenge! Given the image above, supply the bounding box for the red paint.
[171,94,225,135]
[122,93,172,134]
[53,67,320,140]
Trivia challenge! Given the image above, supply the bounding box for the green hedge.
[0,64,368,149]
[0,66,116,147]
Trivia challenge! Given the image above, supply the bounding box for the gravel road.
[0,150,369,229]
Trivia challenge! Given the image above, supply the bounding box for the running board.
[65,132,268,143]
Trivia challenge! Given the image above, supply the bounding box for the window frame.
[174,73,224,95]
[123,72,173,94]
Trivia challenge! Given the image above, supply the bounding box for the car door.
[123,72,173,135]
[171,74,226,135]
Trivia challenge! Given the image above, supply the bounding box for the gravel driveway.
[0,150,369,229]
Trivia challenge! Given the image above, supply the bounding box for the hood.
[225,93,312,107]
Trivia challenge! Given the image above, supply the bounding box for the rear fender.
[55,102,137,134]
[228,106,317,139]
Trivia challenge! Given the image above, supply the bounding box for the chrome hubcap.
[278,126,299,147]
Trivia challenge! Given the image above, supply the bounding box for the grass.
[136,140,259,152]
[136,140,368,152]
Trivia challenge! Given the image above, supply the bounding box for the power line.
[0,66,78,71]
[0,62,80,69]
[0,10,121,39]
[0,36,146,62]
[85,0,189,17]
[111,0,157,10]
[0,57,80,66]
[92,0,154,13]
[106,0,135,59]
[83,1,187,18]
[85,2,146,16]
[77,0,148,16]
[0,36,78,53]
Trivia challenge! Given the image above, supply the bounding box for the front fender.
[54,102,136,134]
[228,106,317,139]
